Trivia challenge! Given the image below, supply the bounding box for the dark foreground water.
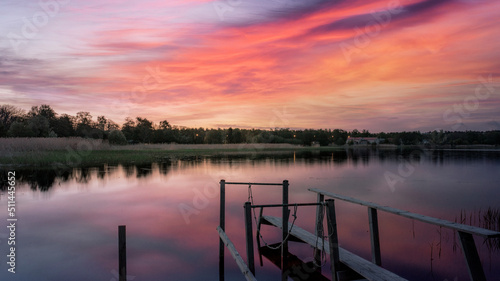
[0,148,499,281]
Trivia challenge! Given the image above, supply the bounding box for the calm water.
[1,149,499,281]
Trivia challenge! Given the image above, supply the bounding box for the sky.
[1,0,499,132]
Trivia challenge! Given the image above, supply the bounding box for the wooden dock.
[260,215,407,281]
[217,180,500,281]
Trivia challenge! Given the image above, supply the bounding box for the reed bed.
[455,207,500,252]
[0,138,311,166]
[0,138,300,152]
[0,137,110,152]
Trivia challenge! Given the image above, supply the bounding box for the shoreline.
[1,138,499,167]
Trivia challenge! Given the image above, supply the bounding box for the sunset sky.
[1,0,499,132]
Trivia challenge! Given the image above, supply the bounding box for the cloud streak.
[0,0,499,131]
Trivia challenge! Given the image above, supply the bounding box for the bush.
[108,130,127,145]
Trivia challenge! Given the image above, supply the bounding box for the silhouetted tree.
[8,120,32,137]
[27,115,50,137]
[52,114,75,137]
[0,105,24,137]
[135,117,153,143]
[108,130,127,145]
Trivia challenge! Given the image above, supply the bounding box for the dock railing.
[309,188,500,281]
[219,180,289,281]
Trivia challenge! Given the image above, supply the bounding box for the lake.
[1,148,499,281]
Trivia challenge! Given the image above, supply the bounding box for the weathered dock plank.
[309,188,500,238]
[261,216,408,281]
[217,226,258,281]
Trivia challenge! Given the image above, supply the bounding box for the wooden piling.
[281,180,289,281]
[244,202,255,275]
[219,180,226,281]
[256,207,264,267]
[326,199,340,281]
[314,193,324,270]
[368,207,382,266]
[458,231,487,281]
[118,225,126,281]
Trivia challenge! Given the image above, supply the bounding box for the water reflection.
[2,149,500,192]
[0,149,499,281]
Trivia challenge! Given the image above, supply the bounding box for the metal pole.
[244,202,255,275]
[219,180,226,281]
[118,225,126,281]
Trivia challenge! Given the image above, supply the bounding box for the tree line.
[1,104,499,146]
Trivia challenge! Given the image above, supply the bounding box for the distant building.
[346,136,381,145]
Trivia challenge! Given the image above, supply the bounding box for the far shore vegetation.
[1,104,499,167]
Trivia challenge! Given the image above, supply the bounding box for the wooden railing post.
[256,207,264,267]
[368,207,382,266]
[244,202,255,275]
[219,179,226,281]
[458,231,486,281]
[314,193,324,269]
[326,199,340,281]
[118,225,126,281]
[281,180,289,281]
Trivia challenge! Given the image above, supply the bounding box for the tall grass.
[0,137,110,152]
[454,207,500,252]
[0,138,301,152]
[0,137,314,166]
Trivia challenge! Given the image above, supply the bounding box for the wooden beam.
[282,180,289,281]
[309,188,500,238]
[368,207,382,266]
[256,207,264,267]
[326,200,340,281]
[458,231,487,281]
[244,202,255,275]
[219,180,225,281]
[118,225,126,281]
[217,227,258,281]
[314,193,324,273]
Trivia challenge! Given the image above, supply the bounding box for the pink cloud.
[2,0,500,131]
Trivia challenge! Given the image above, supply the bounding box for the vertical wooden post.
[326,199,339,281]
[314,194,324,270]
[118,225,126,281]
[368,207,382,266]
[281,180,289,281]
[256,207,264,267]
[219,180,226,281]
[458,231,486,281]
[244,202,255,275]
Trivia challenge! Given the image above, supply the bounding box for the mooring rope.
[313,204,328,267]
[248,184,299,250]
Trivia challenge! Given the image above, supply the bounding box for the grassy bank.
[0,138,347,167]
[2,138,497,167]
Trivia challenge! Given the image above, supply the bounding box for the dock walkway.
[217,180,500,281]
[260,215,408,281]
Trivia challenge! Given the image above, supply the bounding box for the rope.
[313,204,328,267]
[248,184,299,250]
[248,183,332,268]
